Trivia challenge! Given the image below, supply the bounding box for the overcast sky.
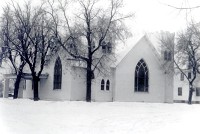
[0,0,200,34]
[124,0,200,34]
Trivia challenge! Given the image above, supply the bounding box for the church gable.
[114,35,166,102]
[116,35,162,69]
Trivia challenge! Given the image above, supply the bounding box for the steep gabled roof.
[112,35,144,67]
[112,33,163,68]
[144,34,163,64]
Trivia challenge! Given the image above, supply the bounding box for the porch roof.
[3,73,49,79]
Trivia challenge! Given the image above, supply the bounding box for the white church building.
[2,34,200,103]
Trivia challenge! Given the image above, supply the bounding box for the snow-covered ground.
[0,98,200,134]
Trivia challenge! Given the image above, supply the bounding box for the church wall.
[23,80,33,99]
[38,56,71,101]
[160,48,174,103]
[18,79,25,98]
[91,72,113,102]
[194,74,200,102]
[164,72,174,103]
[23,65,72,101]
[114,37,166,102]
[22,55,72,101]
[90,53,116,102]
[111,68,116,101]
[70,67,86,101]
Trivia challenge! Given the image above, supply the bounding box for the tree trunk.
[188,86,194,104]
[86,63,92,102]
[33,75,40,101]
[13,71,23,99]
[13,62,25,99]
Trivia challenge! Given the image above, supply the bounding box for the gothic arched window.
[135,59,149,92]
[101,79,105,90]
[53,57,62,89]
[106,80,110,90]
[107,42,112,53]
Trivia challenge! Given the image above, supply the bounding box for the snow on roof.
[145,32,163,55]
[113,34,144,67]
[113,32,163,67]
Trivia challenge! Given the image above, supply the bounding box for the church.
[2,34,175,103]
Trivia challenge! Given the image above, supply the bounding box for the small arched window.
[164,51,168,60]
[101,79,105,90]
[107,42,112,53]
[102,41,106,53]
[106,80,110,90]
[168,52,172,61]
[135,59,148,92]
[164,51,172,61]
[53,57,62,89]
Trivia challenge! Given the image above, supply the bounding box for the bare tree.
[163,0,200,22]
[0,1,57,101]
[159,31,175,73]
[47,0,133,101]
[159,24,200,104]
[161,0,200,10]
[165,4,200,10]
[0,5,26,99]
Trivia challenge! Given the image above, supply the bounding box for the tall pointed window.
[164,51,168,61]
[188,72,191,79]
[106,80,110,90]
[168,52,172,61]
[135,59,149,92]
[107,42,112,53]
[101,79,105,90]
[53,57,62,89]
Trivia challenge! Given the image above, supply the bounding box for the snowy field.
[0,98,200,134]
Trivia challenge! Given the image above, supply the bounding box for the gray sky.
[124,0,200,33]
[0,0,200,34]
